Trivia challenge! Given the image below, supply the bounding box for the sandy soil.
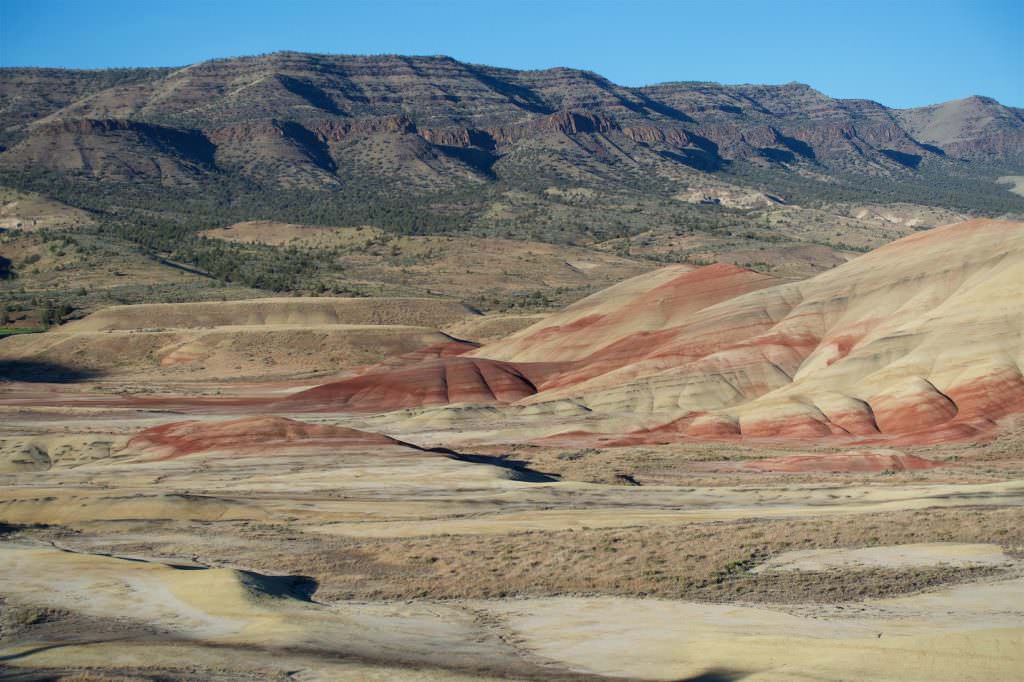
[488,581,1024,680]
[752,543,1016,573]
[2,533,1021,680]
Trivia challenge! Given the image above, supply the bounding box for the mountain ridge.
[4,54,1012,111]
[1,52,1022,300]
[3,52,1021,165]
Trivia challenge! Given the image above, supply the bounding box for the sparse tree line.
[0,296,71,328]
[730,161,1024,215]
[1,154,1020,315]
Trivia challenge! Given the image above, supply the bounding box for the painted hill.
[289,219,1024,444]
[0,297,479,381]
[124,416,418,460]
[473,262,780,363]
[281,356,555,412]
[521,218,1024,442]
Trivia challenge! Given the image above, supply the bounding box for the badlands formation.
[1,219,1024,680]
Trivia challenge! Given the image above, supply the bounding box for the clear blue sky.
[1,0,1021,108]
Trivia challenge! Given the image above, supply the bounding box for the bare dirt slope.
[443,313,548,344]
[999,175,1024,196]
[62,296,477,331]
[0,296,481,383]
[472,262,778,363]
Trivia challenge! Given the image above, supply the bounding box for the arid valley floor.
[0,218,1022,680]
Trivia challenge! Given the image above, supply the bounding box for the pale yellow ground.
[2,544,1021,680]
[0,186,94,230]
[488,582,1024,680]
[752,542,1016,573]
[0,544,531,678]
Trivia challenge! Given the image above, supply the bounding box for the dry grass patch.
[76,507,1023,604]
[288,508,1022,602]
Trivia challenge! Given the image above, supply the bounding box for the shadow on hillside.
[0,359,101,383]
[880,149,923,168]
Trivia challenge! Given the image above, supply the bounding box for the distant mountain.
[895,95,1024,159]
[1,52,1022,234]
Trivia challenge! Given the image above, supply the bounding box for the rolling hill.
[279,219,1024,445]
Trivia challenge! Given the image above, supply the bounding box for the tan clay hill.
[281,263,779,412]
[60,296,476,331]
[0,297,482,381]
[284,219,1024,445]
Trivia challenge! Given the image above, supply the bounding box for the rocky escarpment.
[2,53,1021,191]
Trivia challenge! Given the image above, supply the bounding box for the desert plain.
[1,218,1023,681]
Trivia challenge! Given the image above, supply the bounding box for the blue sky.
[1,0,1021,108]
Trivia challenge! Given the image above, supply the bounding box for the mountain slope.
[2,53,1022,207]
[897,96,1024,159]
[2,118,215,184]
